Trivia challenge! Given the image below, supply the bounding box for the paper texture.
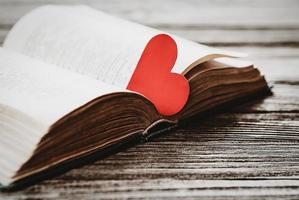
[0,48,122,126]
[0,104,46,186]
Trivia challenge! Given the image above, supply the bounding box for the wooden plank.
[0,0,298,27]
[232,84,299,112]
[0,28,8,45]
[1,112,298,199]
[1,1,298,45]
[2,180,299,199]
[1,0,299,45]
[223,47,299,83]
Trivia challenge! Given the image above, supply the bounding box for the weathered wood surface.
[1,0,299,46]
[0,0,299,199]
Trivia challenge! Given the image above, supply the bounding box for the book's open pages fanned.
[0,5,270,189]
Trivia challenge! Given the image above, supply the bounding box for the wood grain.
[0,0,298,26]
[0,0,299,46]
[0,0,298,199]
[2,112,299,199]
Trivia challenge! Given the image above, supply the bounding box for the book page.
[3,5,243,88]
[0,48,123,127]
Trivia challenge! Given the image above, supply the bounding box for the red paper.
[127,34,190,116]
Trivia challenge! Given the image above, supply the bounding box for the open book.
[0,5,270,188]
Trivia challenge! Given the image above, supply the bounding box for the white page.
[0,47,123,127]
[3,5,244,88]
[0,103,48,186]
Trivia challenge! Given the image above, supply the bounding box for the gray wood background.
[0,0,299,199]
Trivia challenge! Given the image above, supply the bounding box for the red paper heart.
[127,34,190,116]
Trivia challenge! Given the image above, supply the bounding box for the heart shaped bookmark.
[127,34,190,116]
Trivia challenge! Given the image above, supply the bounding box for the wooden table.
[1,0,299,199]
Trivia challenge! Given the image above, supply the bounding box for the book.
[0,5,270,189]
